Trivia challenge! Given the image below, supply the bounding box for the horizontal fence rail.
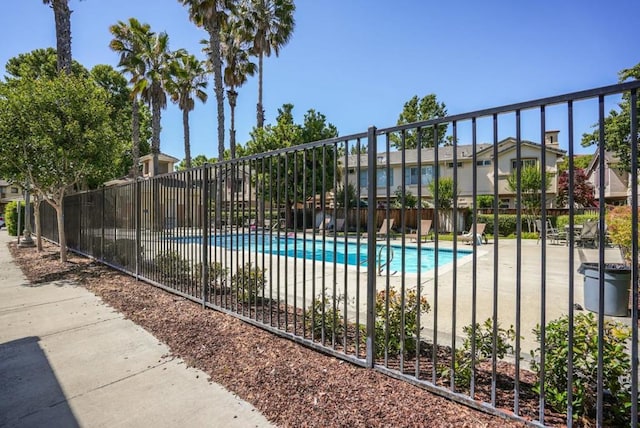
[39,81,640,427]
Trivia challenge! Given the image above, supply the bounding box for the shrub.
[304,292,344,341]
[194,262,228,293]
[606,206,639,262]
[103,239,141,268]
[555,213,599,230]
[477,195,494,209]
[530,312,632,426]
[439,318,516,388]
[153,251,190,285]
[373,288,430,358]
[230,263,266,303]
[4,201,26,236]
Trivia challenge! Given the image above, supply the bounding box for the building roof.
[139,152,180,163]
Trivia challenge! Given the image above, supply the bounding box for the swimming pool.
[174,234,472,274]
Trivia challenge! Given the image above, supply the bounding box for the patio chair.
[576,220,598,248]
[536,219,563,245]
[305,217,330,233]
[327,218,345,235]
[406,219,432,243]
[461,223,487,245]
[363,218,395,240]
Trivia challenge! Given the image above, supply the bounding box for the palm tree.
[42,0,72,74]
[220,21,256,158]
[109,18,149,177]
[240,0,295,128]
[167,50,208,169]
[128,23,171,176]
[179,0,234,166]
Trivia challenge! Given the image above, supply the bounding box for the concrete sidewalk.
[0,231,274,428]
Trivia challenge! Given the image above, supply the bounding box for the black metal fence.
[40,81,640,427]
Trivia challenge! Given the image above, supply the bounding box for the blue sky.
[1,1,638,161]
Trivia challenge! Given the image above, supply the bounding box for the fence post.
[101,186,105,261]
[201,165,209,307]
[135,179,141,281]
[366,126,377,367]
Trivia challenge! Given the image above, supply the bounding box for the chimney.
[545,130,560,149]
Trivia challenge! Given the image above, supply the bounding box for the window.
[376,168,393,187]
[447,162,463,168]
[476,159,491,166]
[359,169,368,187]
[10,187,18,194]
[377,156,386,164]
[511,158,537,171]
[404,166,433,185]
[499,198,510,209]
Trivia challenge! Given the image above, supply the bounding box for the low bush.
[194,262,228,293]
[373,288,430,358]
[555,213,599,230]
[230,263,266,303]
[530,312,632,426]
[304,292,344,341]
[153,251,191,285]
[439,318,516,388]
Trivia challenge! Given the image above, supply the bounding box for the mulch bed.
[9,241,560,427]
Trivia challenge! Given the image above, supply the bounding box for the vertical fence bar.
[596,95,606,428]
[366,126,377,368]
[202,165,209,307]
[538,105,547,425]
[566,100,575,427]
[136,179,141,280]
[491,113,499,407]
[469,117,478,397]
[514,109,522,416]
[630,88,638,428]
[450,120,459,391]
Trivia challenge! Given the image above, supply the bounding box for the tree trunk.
[131,97,140,177]
[52,0,72,74]
[151,88,162,176]
[208,25,225,228]
[183,108,191,169]
[257,52,264,128]
[53,198,67,262]
[34,195,43,252]
[228,89,237,159]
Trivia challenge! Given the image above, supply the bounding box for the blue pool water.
[175,234,472,274]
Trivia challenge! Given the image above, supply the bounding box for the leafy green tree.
[167,51,208,169]
[220,18,256,158]
[243,104,339,226]
[240,0,295,128]
[428,176,456,210]
[175,154,216,171]
[4,48,87,80]
[392,189,418,209]
[506,165,552,232]
[557,154,592,174]
[0,75,120,261]
[335,183,358,208]
[42,0,72,74]
[581,63,640,172]
[390,94,448,149]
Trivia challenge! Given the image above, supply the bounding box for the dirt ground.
[8,241,542,428]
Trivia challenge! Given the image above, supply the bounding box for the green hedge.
[4,201,25,236]
[555,213,599,230]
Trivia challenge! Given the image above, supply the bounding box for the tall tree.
[241,0,295,128]
[180,0,232,167]
[167,50,208,169]
[0,75,120,261]
[109,18,151,177]
[581,63,640,172]
[42,0,72,74]
[109,19,171,176]
[4,47,87,80]
[220,20,256,158]
[390,94,448,150]
[244,104,338,226]
[507,165,552,232]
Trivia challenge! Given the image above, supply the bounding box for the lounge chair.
[576,221,598,248]
[406,219,432,243]
[306,217,330,233]
[461,223,487,245]
[536,219,564,245]
[363,218,395,240]
[328,218,345,235]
